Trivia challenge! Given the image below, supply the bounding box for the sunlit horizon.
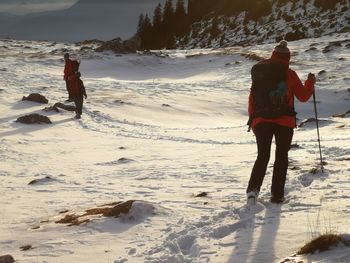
[0,0,77,15]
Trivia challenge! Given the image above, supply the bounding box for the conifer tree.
[152,3,164,49]
[160,0,176,49]
[137,13,144,35]
[174,0,188,36]
[163,0,175,35]
[139,14,153,49]
[187,0,214,22]
[153,3,163,33]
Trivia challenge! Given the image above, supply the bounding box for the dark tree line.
[137,0,274,49]
[136,0,345,49]
[137,0,189,49]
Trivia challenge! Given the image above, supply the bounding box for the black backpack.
[247,59,296,131]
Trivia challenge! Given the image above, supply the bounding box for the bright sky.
[0,0,78,15]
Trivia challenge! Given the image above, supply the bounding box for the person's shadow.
[228,204,282,263]
[250,205,281,263]
[228,215,257,263]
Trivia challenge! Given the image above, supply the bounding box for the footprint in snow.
[299,174,315,187]
[298,168,327,187]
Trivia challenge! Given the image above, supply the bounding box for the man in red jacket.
[63,53,74,102]
[246,40,316,205]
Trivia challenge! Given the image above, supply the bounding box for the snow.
[0,33,350,263]
[180,0,350,49]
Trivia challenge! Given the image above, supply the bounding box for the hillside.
[0,0,166,42]
[178,0,350,48]
[135,0,349,50]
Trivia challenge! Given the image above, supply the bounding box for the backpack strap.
[247,114,254,132]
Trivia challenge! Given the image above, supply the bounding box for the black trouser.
[247,122,294,198]
[74,97,84,116]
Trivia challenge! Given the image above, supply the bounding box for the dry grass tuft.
[68,219,90,226]
[83,207,113,216]
[55,200,135,226]
[55,214,91,226]
[55,214,81,225]
[102,200,134,217]
[298,233,342,254]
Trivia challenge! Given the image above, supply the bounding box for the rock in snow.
[0,255,15,263]
[22,93,48,104]
[28,176,54,185]
[16,113,51,124]
[44,102,76,112]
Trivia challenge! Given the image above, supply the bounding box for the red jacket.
[248,58,314,129]
[64,59,74,80]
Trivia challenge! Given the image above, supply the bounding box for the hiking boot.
[75,114,81,119]
[270,195,285,204]
[247,191,258,206]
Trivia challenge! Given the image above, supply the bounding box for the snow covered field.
[0,34,349,263]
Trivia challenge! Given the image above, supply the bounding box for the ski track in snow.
[0,34,350,262]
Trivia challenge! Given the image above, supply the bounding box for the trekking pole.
[312,90,324,173]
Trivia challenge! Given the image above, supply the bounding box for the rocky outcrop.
[95,35,141,54]
[0,255,15,263]
[16,113,51,124]
[44,102,76,112]
[22,93,48,104]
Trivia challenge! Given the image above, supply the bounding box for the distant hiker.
[69,70,87,119]
[63,53,74,102]
[246,40,316,204]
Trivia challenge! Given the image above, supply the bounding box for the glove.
[307,73,316,86]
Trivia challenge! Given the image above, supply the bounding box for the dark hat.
[274,40,290,54]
